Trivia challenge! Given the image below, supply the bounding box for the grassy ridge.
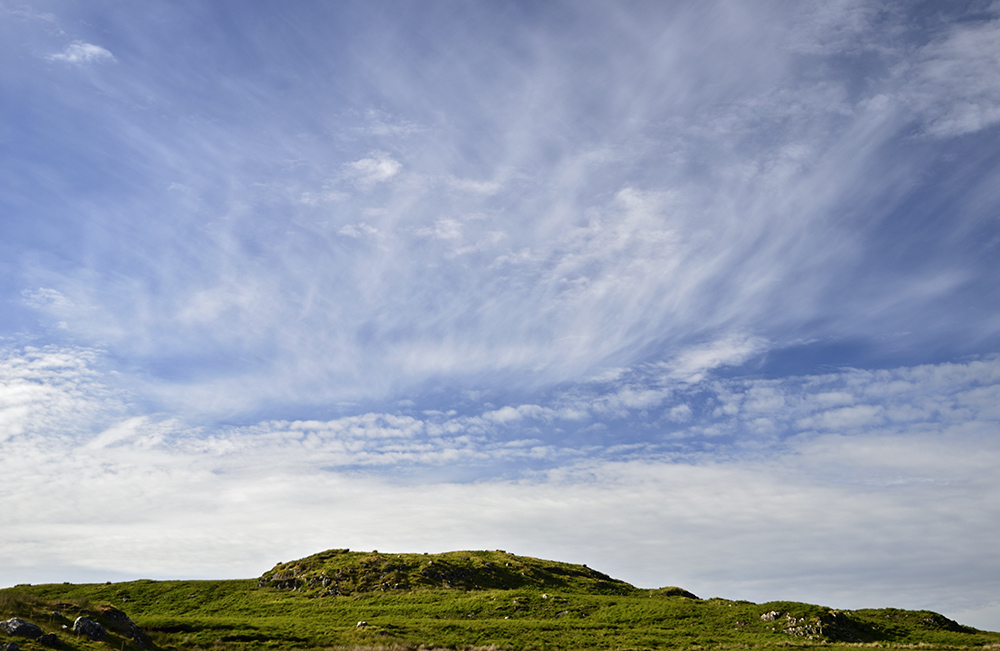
[3,549,998,651]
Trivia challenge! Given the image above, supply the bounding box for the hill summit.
[257,548,694,597]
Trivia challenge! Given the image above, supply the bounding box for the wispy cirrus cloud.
[665,334,770,384]
[904,17,1000,138]
[46,40,115,64]
[10,1,999,416]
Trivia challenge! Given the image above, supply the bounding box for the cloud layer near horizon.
[3,345,999,627]
[2,0,1000,633]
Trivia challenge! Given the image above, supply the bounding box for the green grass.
[3,549,998,651]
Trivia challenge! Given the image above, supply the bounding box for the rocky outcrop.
[0,619,42,639]
[760,609,872,642]
[72,617,107,641]
[98,606,151,648]
[257,576,303,590]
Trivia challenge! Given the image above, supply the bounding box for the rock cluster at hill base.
[1,608,148,649]
[0,619,41,639]
[0,617,62,648]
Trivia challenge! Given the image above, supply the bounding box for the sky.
[2,0,1000,632]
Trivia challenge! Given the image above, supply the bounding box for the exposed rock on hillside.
[98,606,151,648]
[0,619,41,639]
[769,610,873,642]
[0,602,149,649]
[72,617,106,641]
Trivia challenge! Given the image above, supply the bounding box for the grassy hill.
[2,548,997,651]
[256,549,642,595]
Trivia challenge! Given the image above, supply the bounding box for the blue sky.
[2,0,1000,632]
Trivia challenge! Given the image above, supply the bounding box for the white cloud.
[358,108,424,138]
[906,18,1000,137]
[337,222,379,238]
[446,177,503,195]
[176,283,262,327]
[289,413,424,438]
[796,403,884,431]
[668,404,692,422]
[343,153,402,188]
[47,41,115,64]
[298,189,347,205]
[666,334,770,383]
[0,346,123,443]
[22,287,72,310]
[785,0,899,56]
[479,404,557,425]
[7,7,59,24]
[416,217,463,241]
[85,416,178,451]
[742,385,786,414]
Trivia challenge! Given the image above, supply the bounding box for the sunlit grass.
[3,550,997,651]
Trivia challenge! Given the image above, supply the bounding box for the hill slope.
[2,548,996,651]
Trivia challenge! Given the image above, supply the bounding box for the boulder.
[38,633,61,648]
[0,619,42,639]
[98,607,151,648]
[72,617,107,642]
[2,641,20,651]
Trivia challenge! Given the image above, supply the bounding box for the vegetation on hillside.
[256,549,639,596]
[2,549,997,651]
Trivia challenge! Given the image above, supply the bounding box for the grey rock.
[72,617,107,642]
[99,607,151,648]
[0,619,42,639]
[2,641,20,651]
[38,633,61,648]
